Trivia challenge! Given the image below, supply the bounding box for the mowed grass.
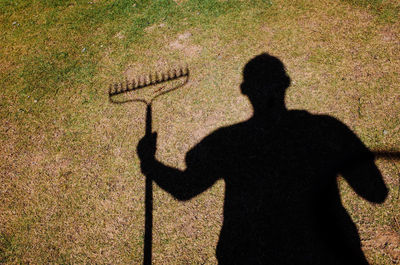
[1,0,399,263]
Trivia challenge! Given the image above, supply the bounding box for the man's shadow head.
[241,53,291,115]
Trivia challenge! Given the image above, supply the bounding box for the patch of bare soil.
[380,24,400,44]
[144,23,166,33]
[123,63,141,80]
[169,31,202,58]
[173,0,188,5]
[114,31,125,40]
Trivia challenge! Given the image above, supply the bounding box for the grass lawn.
[1,0,399,263]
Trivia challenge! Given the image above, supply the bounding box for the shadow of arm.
[341,155,388,203]
[324,116,390,203]
[143,159,218,201]
[138,134,221,201]
[373,151,400,161]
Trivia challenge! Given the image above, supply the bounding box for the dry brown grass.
[1,0,399,263]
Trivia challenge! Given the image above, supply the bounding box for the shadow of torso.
[137,53,389,265]
[185,110,385,265]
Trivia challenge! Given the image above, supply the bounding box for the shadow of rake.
[109,66,189,265]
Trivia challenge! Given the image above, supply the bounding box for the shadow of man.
[137,53,388,265]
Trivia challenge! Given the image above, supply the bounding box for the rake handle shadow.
[144,103,153,265]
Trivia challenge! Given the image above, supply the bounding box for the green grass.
[343,0,400,23]
[1,0,399,263]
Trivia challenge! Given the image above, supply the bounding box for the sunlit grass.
[1,0,399,263]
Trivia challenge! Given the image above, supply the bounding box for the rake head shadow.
[108,66,190,105]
